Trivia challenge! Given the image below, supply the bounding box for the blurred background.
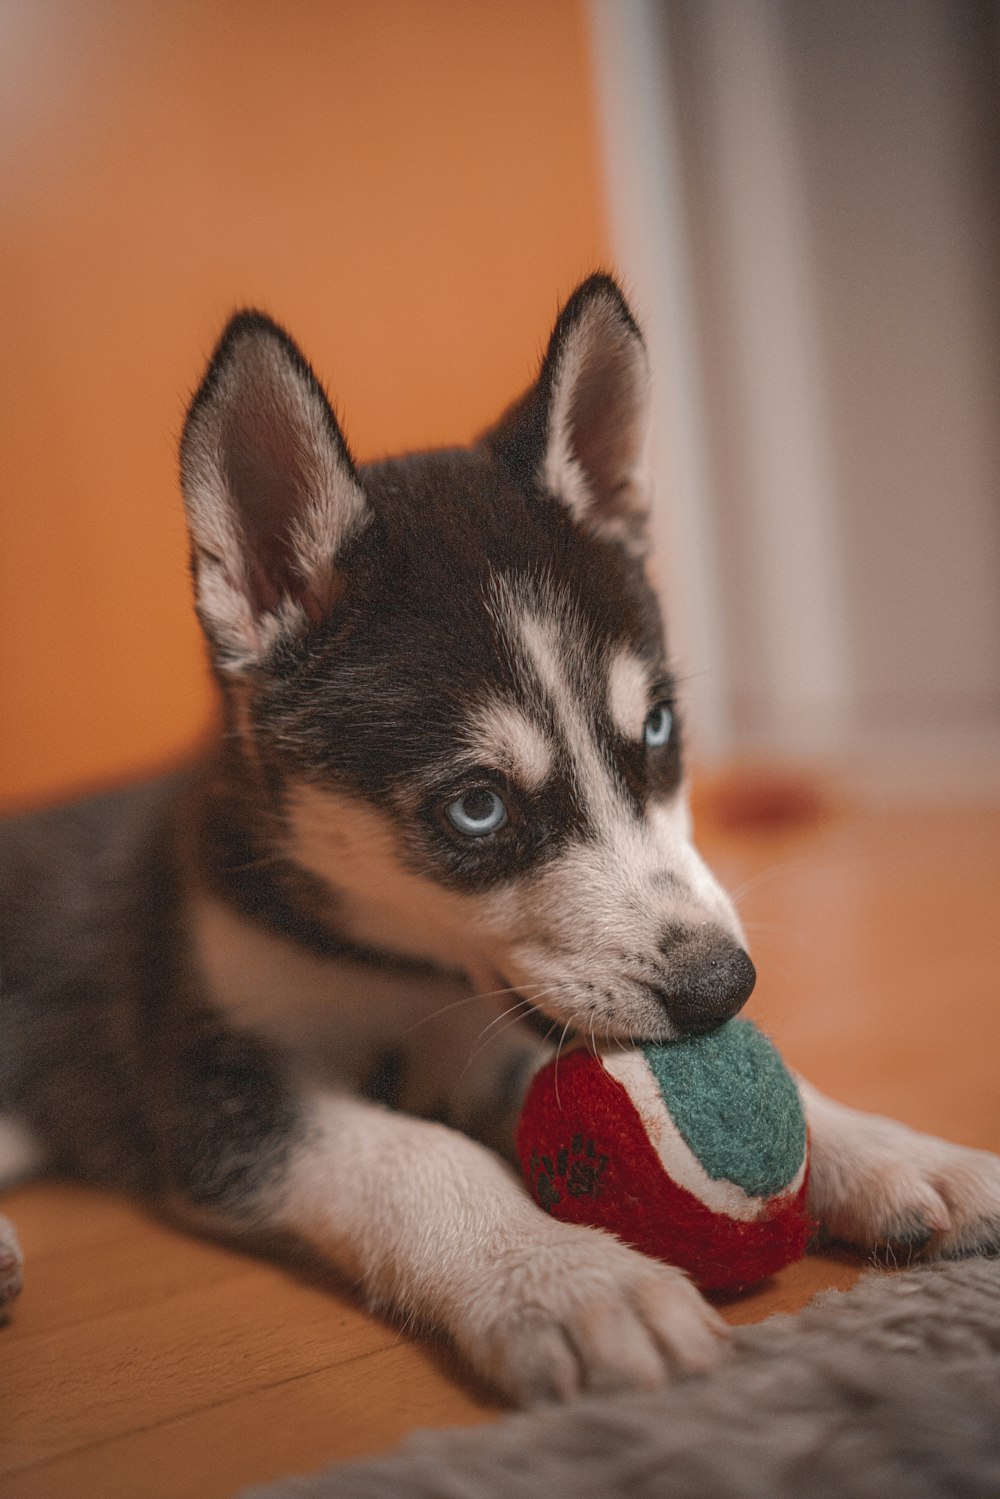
[2,0,999,811]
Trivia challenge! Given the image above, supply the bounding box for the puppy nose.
[654,929,756,1035]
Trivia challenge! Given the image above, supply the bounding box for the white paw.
[450,1220,728,1405]
[812,1111,1000,1261]
[917,1140,1000,1260]
[0,1215,24,1319]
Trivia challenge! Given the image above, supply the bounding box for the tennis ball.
[517,1019,812,1293]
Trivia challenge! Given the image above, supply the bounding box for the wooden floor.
[2,781,999,1499]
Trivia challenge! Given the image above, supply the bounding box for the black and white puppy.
[1,276,998,1402]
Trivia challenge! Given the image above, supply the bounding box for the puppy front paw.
[929,1144,1000,1259]
[0,1215,24,1320]
[451,1221,728,1405]
[812,1113,1000,1263]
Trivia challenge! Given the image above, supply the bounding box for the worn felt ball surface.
[517,1019,813,1293]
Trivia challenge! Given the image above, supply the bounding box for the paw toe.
[638,1274,728,1375]
[570,1302,666,1394]
[506,1324,582,1404]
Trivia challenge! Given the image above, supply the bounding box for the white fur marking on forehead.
[466,701,555,790]
[607,648,650,740]
[490,576,625,837]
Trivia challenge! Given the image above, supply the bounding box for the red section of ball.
[516,1048,812,1294]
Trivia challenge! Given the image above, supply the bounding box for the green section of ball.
[641,1020,806,1197]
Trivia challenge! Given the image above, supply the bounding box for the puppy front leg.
[256,1092,727,1404]
[800,1080,1000,1259]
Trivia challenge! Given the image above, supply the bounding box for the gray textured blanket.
[243,1258,1000,1499]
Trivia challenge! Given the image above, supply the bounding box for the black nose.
[654,929,756,1035]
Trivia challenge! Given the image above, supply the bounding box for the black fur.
[0,775,300,1211]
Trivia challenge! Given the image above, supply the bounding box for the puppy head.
[180,276,753,1043]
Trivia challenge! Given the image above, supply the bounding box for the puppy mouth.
[499,972,693,1047]
[507,982,685,1049]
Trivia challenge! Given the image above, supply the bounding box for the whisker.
[473,997,538,1044]
[728,858,808,903]
[540,1017,560,1049]
[403,978,578,1036]
[402,983,528,1035]
[459,983,575,1077]
[741,921,808,940]
[459,1003,536,1079]
[552,1020,573,1109]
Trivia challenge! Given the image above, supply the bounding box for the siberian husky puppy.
[2,276,998,1402]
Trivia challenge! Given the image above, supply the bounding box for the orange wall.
[0,0,610,810]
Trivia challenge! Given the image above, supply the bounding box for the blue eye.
[446,788,508,837]
[643,704,673,749]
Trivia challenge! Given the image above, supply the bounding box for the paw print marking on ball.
[527,1132,609,1211]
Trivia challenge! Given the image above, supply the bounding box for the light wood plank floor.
[2,784,998,1499]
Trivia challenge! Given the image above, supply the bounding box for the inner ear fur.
[180,312,369,671]
[487,274,652,552]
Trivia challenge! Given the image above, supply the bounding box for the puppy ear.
[490,274,652,553]
[180,312,370,672]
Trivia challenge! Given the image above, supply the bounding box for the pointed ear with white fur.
[179,312,370,672]
[491,275,652,553]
